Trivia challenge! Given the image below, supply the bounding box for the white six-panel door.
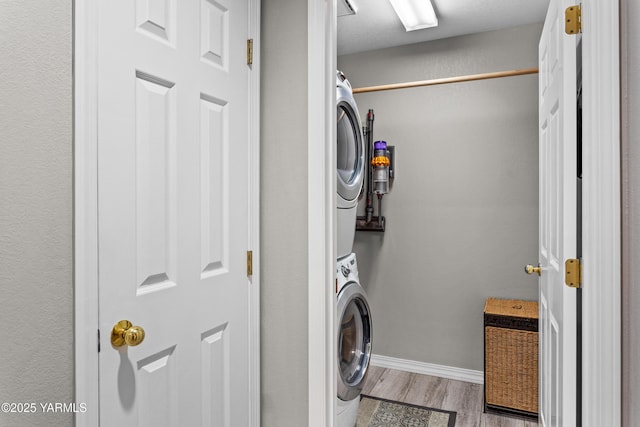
[538,0,578,425]
[96,0,251,424]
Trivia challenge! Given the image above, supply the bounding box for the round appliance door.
[337,282,372,402]
[336,83,365,203]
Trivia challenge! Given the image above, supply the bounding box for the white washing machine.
[336,253,372,427]
[336,70,365,259]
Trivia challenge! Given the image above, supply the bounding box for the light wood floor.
[361,366,540,427]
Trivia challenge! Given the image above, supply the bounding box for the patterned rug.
[357,395,456,427]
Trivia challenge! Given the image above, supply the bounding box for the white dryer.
[336,71,365,258]
[336,253,372,427]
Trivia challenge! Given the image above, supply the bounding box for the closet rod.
[352,67,539,94]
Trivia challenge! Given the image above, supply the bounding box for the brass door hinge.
[247,39,253,65]
[247,250,253,277]
[565,5,582,35]
[565,258,582,288]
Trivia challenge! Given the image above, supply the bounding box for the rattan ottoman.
[484,298,539,419]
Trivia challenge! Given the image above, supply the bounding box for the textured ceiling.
[337,0,550,55]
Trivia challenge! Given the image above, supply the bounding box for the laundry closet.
[337,22,542,380]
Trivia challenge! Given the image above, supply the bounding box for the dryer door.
[336,81,365,203]
[337,281,372,402]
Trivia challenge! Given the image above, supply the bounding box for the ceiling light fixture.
[388,0,438,32]
[337,0,357,17]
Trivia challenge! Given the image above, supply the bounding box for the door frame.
[308,1,621,425]
[580,1,621,425]
[73,1,262,425]
[307,0,337,426]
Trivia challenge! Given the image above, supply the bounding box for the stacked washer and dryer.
[335,71,373,427]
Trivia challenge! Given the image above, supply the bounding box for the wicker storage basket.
[484,298,539,418]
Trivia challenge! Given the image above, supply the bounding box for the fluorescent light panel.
[388,0,438,32]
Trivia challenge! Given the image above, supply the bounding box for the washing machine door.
[336,281,372,402]
[336,72,365,203]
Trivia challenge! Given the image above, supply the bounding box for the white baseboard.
[370,354,484,385]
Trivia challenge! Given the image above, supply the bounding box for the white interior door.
[96,0,252,424]
[538,0,578,425]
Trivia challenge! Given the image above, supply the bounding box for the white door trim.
[73,1,262,425]
[307,0,336,426]
[581,1,621,425]
[74,0,99,424]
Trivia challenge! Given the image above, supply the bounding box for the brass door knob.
[524,264,541,276]
[111,320,146,347]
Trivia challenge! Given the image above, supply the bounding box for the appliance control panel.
[336,252,359,292]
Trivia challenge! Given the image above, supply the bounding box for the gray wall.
[621,0,640,425]
[0,1,74,426]
[338,23,542,372]
[260,0,309,425]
